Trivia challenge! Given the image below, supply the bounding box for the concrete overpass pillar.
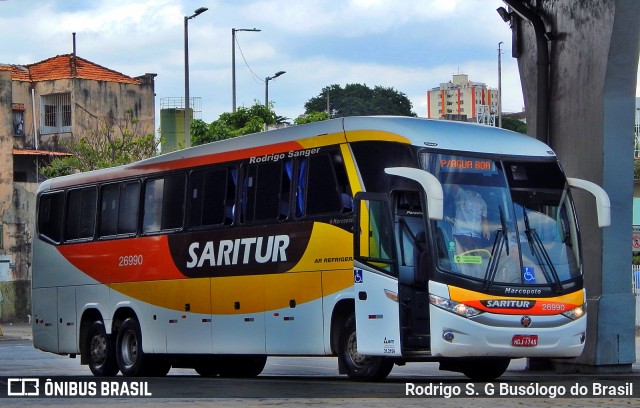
[504,0,640,372]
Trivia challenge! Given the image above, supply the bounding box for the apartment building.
[426,73,498,122]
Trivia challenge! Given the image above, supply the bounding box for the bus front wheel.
[86,320,119,377]
[458,357,510,382]
[338,314,394,381]
[116,317,170,377]
[218,356,267,378]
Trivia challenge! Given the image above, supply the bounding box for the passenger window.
[99,181,140,237]
[189,167,237,228]
[242,161,290,223]
[303,154,343,216]
[38,192,65,243]
[143,174,186,233]
[65,187,97,241]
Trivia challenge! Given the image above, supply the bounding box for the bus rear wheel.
[116,317,170,377]
[86,320,119,377]
[338,314,394,381]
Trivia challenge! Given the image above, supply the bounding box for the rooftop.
[0,54,140,84]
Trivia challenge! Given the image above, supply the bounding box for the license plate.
[512,334,538,347]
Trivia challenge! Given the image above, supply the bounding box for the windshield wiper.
[522,207,563,293]
[484,206,508,291]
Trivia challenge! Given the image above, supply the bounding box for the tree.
[303,83,417,118]
[501,117,527,134]
[40,109,158,178]
[191,102,278,146]
[294,111,329,125]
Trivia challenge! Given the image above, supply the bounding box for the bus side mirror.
[567,177,611,227]
[384,167,443,221]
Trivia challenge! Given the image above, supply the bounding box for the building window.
[41,93,71,134]
[13,172,27,182]
[12,104,25,136]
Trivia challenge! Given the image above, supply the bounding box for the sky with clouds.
[0,0,638,124]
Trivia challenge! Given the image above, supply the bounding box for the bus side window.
[65,187,97,241]
[38,192,65,243]
[302,153,344,216]
[242,161,290,223]
[189,167,235,228]
[99,181,140,237]
[143,173,185,233]
[117,182,140,235]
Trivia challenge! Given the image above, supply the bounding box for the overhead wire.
[235,36,264,85]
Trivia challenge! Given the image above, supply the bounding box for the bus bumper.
[429,305,586,358]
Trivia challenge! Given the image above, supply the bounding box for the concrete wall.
[10,77,156,151]
[513,0,640,371]
[0,73,155,322]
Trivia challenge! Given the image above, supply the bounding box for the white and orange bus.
[33,116,610,381]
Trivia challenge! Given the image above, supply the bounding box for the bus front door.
[353,193,401,356]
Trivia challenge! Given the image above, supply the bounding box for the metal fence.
[633,265,640,295]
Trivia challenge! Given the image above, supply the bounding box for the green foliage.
[304,83,417,118]
[633,254,640,265]
[500,117,527,135]
[635,159,640,181]
[191,102,278,146]
[294,111,329,125]
[40,110,158,179]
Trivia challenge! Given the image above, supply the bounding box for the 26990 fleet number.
[119,255,144,267]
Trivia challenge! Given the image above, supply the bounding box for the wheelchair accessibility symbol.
[523,267,536,283]
[354,269,363,284]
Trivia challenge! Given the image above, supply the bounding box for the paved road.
[1,323,639,407]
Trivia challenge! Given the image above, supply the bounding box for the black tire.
[86,320,119,377]
[145,356,172,377]
[194,357,220,377]
[217,356,267,378]
[116,317,170,377]
[338,314,394,381]
[459,357,510,382]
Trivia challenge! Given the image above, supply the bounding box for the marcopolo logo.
[480,299,536,309]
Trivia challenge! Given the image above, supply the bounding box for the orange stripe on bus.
[449,285,584,316]
[57,235,186,283]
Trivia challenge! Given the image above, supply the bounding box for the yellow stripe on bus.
[111,278,213,314]
[297,132,347,149]
[448,285,584,305]
[110,222,355,315]
[345,130,411,144]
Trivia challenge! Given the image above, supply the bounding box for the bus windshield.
[422,153,581,288]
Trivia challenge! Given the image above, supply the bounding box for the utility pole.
[498,41,503,128]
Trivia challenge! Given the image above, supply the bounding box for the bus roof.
[39,116,554,192]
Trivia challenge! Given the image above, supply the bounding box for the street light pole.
[232,28,261,112]
[265,71,286,108]
[498,41,503,128]
[184,6,208,149]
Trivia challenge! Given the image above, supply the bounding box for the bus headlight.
[429,294,483,318]
[562,303,586,320]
